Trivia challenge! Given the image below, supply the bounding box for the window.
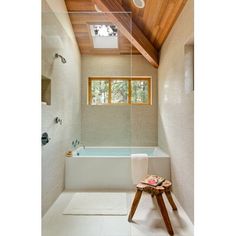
[88,77,151,105]
[90,24,118,49]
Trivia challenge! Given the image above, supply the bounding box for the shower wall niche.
[41,75,51,105]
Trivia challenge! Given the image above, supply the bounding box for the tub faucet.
[81,143,85,149]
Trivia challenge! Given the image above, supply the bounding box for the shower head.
[55,53,67,64]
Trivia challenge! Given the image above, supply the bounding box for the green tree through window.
[111,80,129,103]
[89,77,151,105]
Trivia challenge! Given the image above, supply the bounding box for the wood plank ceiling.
[65,0,187,67]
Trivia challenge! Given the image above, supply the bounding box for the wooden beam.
[94,0,159,68]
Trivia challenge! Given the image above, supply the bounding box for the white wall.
[157,0,194,222]
[41,0,81,215]
[81,55,158,146]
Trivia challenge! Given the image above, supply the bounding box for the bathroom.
[41,0,193,235]
[3,0,236,235]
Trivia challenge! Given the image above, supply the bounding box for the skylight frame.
[88,22,119,49]
[90,24,118,37]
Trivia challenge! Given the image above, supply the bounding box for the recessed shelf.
[41,75,51,105]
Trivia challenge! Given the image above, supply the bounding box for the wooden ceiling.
[67,12,140,55]
[65,0,188,67]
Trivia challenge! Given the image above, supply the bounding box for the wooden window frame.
[88,76,152,105]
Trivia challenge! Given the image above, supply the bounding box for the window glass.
[90,80,109,105]
[131,80,149,104]
[111,80,129,104]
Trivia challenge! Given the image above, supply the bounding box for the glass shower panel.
[67,11,133,148]
[130,37,158,150]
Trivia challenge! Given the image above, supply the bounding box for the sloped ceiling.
[65,0,188,67]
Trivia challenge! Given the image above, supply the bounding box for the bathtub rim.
[69,146,170,158]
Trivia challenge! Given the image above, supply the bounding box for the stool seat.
[128,177,177,235]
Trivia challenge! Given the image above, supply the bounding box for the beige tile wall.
[41,0,81,215]
[81,55,158,146]
[157,0,194,222]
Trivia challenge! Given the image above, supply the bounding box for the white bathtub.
[65,147,170,191]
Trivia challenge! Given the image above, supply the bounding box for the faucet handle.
[55,117,62,125]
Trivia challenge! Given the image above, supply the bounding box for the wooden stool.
[128,179,177,235]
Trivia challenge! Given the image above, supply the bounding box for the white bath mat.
[63,192,128,215]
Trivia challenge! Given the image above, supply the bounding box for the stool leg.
[128,189,142,222]
[165,190,177,211]
[156,194,174,235]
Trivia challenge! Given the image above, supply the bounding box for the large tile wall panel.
[157,0,194,222]
[81,55,158,146]
[41,0,81,215]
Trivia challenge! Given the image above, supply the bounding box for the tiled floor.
[42,191,193,236]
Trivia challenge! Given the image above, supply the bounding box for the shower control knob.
[42,132,50,146]
[55,117,62,125]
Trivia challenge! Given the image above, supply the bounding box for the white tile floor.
[42,191,193,236]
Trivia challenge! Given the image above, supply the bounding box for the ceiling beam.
[94,0,159,68]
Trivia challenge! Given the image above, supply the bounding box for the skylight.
[90,24,118,49]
